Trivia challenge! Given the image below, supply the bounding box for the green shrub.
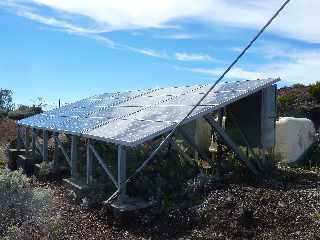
[0,169,61,239]
[312,211,320,221]
[277,90,300,117]
[310,81,320,102]
[278,91,299,107]
[37,161,54,181]
[0,160,6,169]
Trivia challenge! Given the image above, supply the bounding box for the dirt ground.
[29,170,320,240]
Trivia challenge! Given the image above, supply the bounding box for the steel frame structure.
[18,111,260,205]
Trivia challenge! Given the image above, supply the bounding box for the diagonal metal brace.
[54,136,71,167]
[178,128,211,162]
[228,110,263,171]
[35,136,43,157]
[89,144,118,188]
[169,138,194,163]
[204,114,259,175]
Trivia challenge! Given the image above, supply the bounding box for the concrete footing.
[16,155,35,176]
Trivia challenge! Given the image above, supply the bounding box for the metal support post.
[53,132,59,169]
[215,109,224,175]
[16,126,21,151]
[24,127,29,155]
[86,139,93,185]
[118,145,127,204]
[195,121,199,161]
[71,135,78,179]
[42,130,48,162]
[31,128,36,159]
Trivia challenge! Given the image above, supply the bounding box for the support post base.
[109,198,155,213]
[7,148,32,170]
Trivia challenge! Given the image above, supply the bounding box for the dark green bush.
[278,91,299,107]
[277,90,301,117]
[310,81,320,102]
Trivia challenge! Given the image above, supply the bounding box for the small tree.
[0,89,14,111]
[31,97,47,110]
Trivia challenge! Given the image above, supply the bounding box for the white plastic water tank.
[275,117,316,164]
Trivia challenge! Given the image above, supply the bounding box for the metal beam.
[204,114,259,175]
[71,135,78,179]
[89,143,118,188]
[178,128,210,162]
[86,139,93,185]
[42,130,48,162]
[55,135,71,167]
[117,145,127,204]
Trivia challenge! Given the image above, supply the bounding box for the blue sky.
[1,0,320,109]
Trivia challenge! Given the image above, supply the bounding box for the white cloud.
[2,3,216,62]
[2,0,313,43]
[266,51,320,84]
[3,0,320,86]
[16,10,92,33]
[187,49,320,85]
[30,0,205,31]
[190,67,266,80]
[175,52,215,62]
[82,34,116,49]
[1,2,176,59]
[127,48,169,59]
[14,7,119,49]
[160,33,195,40]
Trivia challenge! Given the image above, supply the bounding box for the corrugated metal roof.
[18,78,279,146]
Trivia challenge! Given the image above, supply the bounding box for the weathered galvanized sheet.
[18,78,279,146]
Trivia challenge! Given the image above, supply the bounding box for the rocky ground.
[26,167,320,240]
